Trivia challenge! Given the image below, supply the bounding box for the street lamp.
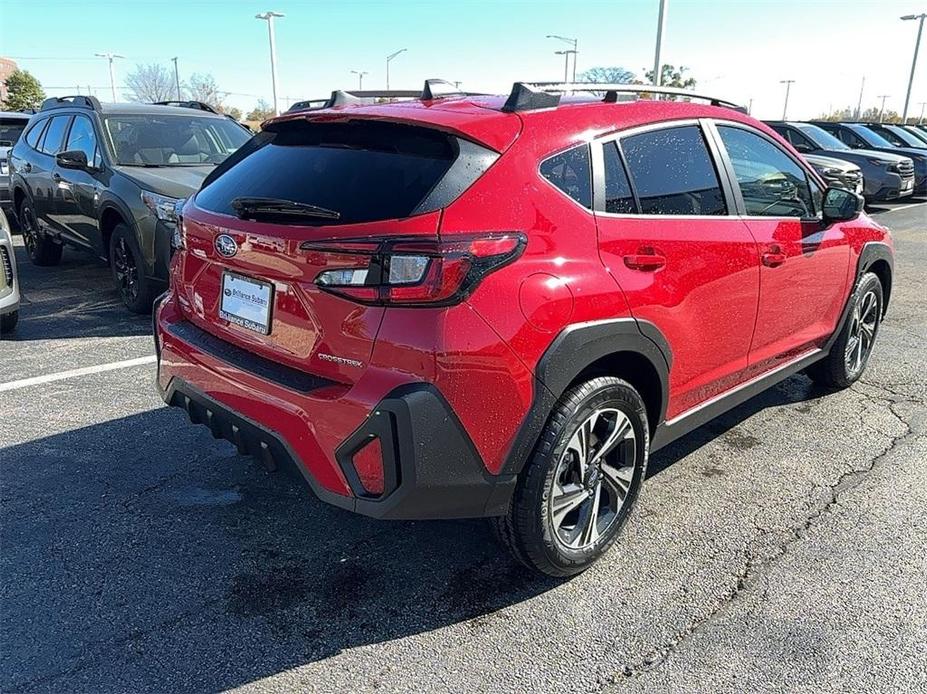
[779,79,795,120]
[94,52,125,102]
[255,11,285,116]
[546,34,578,81]
[386,48,406,90]
[877,94,890,123]
[171,57,181,100]
[350,70,369,90]
[900,13,926,122]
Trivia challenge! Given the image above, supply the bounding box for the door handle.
[623,252,666,271]
[763,250,786,267]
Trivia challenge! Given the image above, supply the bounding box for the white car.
[0,208,19,334]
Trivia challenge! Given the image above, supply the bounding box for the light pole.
[855,75,865,120]
[919,101,927,124]
[901,14,926,122]
[877,94,890,122]
[255,11,285,115]
[386,48,406,90]
[779,79,795,120]
[547,35,578,81]
[350,70,369,90]
[652,0,668,86]
[94,52,125,102]
[171,56,181,100]
[554,50,577,82]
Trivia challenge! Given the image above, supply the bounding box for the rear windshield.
[195,121,458,225]
[0,118,28,147]
[103,114,249,166]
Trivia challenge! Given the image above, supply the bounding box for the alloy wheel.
[549,407,638,550]
[113,237,139,305]
[845,289,878,374]
[20,207,38,257]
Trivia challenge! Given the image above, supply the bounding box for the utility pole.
[171,57,182,100]
[747,97,753,115]
[900,14,926,122]
[350,70,369,90]
[919,101,927,124]
[94,53,125,102]
[877,94,890,122]
[652,0,668,86]
[855,75,865,120]
[547,35,578,81]
[386,48,406,90]
[255,11,285,115]
[779,79,795,120]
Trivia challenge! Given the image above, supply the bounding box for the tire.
[807,271,883,389]
[109,223,154,314]
[0,310,18,335]
[492,377,649,577]
[18,199,62,266]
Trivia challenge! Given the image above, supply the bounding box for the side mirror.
[822,186,864,223]
[56,149,89,170]
[794,143,812,153]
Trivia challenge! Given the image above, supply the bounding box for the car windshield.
[795,124,850,151]
[103,114,249,166]
[848,124,894,148]
[0,118,28,147]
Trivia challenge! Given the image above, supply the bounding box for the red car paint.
[155,93,893,518]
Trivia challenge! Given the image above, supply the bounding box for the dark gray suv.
[766,121,915,202]
[8,96,250,312]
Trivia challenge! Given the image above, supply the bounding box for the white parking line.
[0,355,157,393]
[881,202,925,213]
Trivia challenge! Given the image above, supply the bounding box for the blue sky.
[1,0,925,120]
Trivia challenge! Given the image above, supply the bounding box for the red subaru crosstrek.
[155,81,893,576]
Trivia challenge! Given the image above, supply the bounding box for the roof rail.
[152,100,219,113]
[40,95,101,112]
[287,80,479,113]
[524,82,747,112]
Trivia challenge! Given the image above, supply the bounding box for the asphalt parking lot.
[1,200,925,693]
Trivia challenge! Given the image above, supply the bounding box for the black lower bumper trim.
[161,377,516,520]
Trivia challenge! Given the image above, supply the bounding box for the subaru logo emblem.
[215,234,238,258]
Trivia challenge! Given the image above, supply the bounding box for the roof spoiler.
[152,100,219,113]
[524,82,747,112]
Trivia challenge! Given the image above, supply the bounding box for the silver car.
[1,112,33,220]
[804,153,864,195]
[1,208,19,334]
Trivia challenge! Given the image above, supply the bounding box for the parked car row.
[765,120,927,202]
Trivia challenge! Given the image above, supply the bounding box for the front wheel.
[807,271,883,389]
[492,377,649,577]
[109,224,154,314]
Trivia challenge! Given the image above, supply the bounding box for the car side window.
[620,125,726,216]
[39,115,72,156]
[65,115,100,167]
[539,144,592,209]
[602,141,636,213]
[785,128,815,152]
[835,128,865,149]
[717,125,817,218]
[24,118,48,149]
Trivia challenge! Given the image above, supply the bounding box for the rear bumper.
[155,294,515,520]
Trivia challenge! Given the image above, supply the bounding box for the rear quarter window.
[539,144,592,209]
[196,120,484,225]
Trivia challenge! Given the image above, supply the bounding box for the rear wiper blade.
[230,196,341,220]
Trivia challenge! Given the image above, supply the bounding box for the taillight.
[305,233,526,307]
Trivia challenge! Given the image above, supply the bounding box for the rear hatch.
[175,115,508,384]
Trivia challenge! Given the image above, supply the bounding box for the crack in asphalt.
[610,383,921,683]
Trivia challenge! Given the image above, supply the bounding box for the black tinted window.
[197,121,458,225]
[602,142,636,213]
[24,118,47,149]
[40,116,72,155]
[785,128,815,151]
[621,126,726,215]
[718,125,817,218]
[540,144,592,209]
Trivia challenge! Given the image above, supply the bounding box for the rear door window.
[39,115,72,155]
[196,121,466,225]
[539,144,592,209]
[620,125,726,215]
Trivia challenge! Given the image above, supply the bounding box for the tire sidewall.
[836,272,883,383]
[532,378,649,573]
[109,223,152,313]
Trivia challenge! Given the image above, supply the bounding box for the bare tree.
[187,73,224,109]
[246,99,274,121]
[124,63,176,103]
[578,66,636,84]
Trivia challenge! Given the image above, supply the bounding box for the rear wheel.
[109,224,154,314]
[493,377,649,577]
[0,310,18,334]
[19,199,62,266]
[807,271,883,388]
